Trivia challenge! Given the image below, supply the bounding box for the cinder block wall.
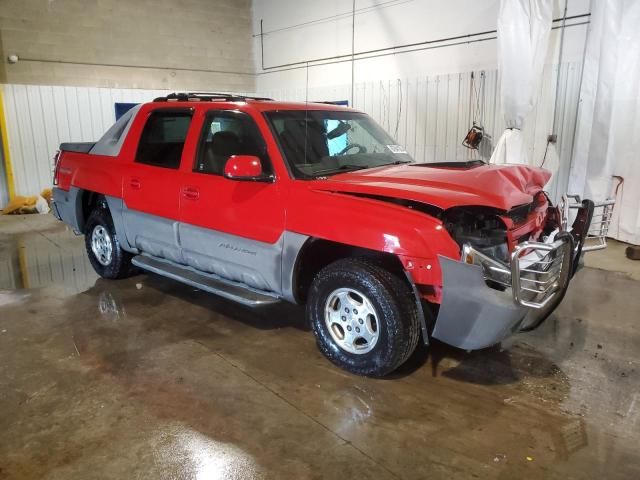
[0,0,255,92]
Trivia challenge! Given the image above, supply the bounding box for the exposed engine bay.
[442,192,562,264]
[442,206,510,262]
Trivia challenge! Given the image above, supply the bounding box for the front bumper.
[431,200,593,350]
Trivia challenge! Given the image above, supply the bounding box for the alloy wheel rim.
[91,225,113,266]
[324,287,380,354]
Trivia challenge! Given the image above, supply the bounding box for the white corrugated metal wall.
[0,85,172,207]
[0,63,581,207]
[261,62,583,202]
[0,137,7,206]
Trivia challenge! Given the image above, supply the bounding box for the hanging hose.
[462,71,485,150]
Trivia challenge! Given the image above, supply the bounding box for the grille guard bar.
[512,237,573,309]
[561,194,614,252]
[430,201,592,350]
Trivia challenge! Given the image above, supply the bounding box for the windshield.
[265,110,413,178]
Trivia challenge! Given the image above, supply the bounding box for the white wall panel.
[0,149,7,206]
[253,0,589,92]
[1,66,581,209]
[1,84,170,205]
[260,62,582,202]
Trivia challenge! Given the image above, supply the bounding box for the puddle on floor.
[1,214,639,479]
[0,214,98,294]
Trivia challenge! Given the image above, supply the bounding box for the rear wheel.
[84,205,136,279]
[307,258,420,376]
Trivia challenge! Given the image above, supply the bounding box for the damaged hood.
[315,163,552,211]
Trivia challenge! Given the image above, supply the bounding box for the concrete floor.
[1,214,639,480]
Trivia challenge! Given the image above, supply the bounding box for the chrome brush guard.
[432,201,591,351]
[511,238,573,308]
[561,194,615,251]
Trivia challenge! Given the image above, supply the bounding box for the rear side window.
[136,110,192,169]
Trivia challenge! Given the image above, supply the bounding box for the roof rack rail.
[153,92,273,102]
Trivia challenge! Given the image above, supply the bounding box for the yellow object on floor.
[2,196,39,215]
[2,189,52,215]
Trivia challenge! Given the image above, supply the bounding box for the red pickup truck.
[52,92,593,376]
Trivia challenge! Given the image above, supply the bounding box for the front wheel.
[84,205,136,279]
[307,258,420,376]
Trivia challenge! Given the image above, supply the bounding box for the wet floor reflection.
[0,215,98,293]
[153,426,262,480]
[1,214,639,479]
[30,275,634,478]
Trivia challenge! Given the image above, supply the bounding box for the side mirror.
[223,155,272,182]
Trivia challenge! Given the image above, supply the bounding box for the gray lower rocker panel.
[132,254,280,307]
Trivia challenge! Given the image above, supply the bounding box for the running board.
[132,254,280,307]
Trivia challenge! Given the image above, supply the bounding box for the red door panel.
[179,175,284,243]
[178,108,285,243]
[121,107,194,219]
[120,107,194,258]
[122,163,182,219]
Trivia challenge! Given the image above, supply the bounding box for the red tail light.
[52,150,61,185]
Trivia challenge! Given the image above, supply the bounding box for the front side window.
[136,109,192,169]
[194,110,271,175]
[265,110,413,178]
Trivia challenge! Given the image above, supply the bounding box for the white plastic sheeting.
[490,0,553,165]
[569,0,640,245]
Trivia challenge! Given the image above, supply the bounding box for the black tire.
[307,258,421,377]
[84,203,136,279]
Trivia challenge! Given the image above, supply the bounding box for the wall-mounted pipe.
[9,57,254,77]
[258,13,590,75]
[253,0,410,37]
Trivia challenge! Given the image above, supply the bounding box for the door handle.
[129,178,141,190]
[182,187,200,200]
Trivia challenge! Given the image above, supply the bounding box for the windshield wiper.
[380,160,413,166]
[315,164,371,175]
